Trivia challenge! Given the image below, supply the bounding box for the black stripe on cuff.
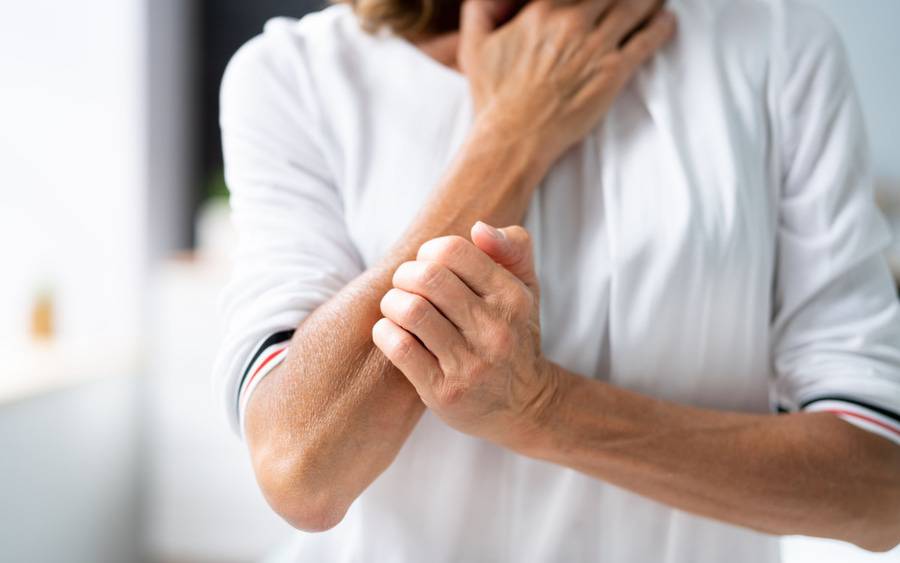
[236,329,295,396]
[800,395,900,425]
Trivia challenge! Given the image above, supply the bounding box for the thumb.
[471,221,539,295]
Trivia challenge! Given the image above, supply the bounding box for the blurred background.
[0,0,898,562]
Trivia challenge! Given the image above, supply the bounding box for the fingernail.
[476,221,505,240]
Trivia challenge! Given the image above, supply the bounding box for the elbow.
[277,493,349,534]
[843,496,900,553]
[255,453,352,533]
[852,534,899,554]
[850,522,900,553]
[838,437,900,552]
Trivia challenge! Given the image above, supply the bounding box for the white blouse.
[213,0,900,561]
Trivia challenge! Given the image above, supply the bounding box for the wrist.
[506,358,569,455]
[398,108,554,248]
[467,111,554,184]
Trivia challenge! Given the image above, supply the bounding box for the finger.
[470,222,539,296]
[380,288,468,367]
[372,317,441,397]
[393,260,480,330]
[620,9,676,67]
[460,0,496,65]
[593,0,662,54]
[417,235,514,297]
[569,0,614,28]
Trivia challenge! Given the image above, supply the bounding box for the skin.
[246,0,675,532]
[374,223,900,552]
[244,0,900,551]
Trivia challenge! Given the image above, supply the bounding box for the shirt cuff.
[236,330,295,435]
[802,397,900,446]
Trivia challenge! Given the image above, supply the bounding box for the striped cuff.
[802,396,900,446]
[236,330,295,433]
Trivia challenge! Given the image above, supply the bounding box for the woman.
[213,0,900,560]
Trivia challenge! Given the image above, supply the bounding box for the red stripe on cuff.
[241,345,287,401]
[823,409,900,438]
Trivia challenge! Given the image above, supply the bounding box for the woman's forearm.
[518,364,900,551]
[243,123,549,532]
[368,214,900,551]
[244,0,677,532]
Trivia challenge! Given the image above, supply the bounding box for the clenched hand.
[373,222,555,448]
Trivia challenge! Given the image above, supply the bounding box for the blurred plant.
[30,284,54,341]
[206,168,230,201]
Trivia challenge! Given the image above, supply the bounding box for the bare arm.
[374,224,900,552]
[529,366,900,552]
[243,0,674,531]
[244,125,546,531]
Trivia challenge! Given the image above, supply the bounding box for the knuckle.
[602,52,627,74]
[510,285,534,314]
[618,1,643,19]
[491,283,533,321]
[506,226,534,258]
[439,382,467,407]
[416,261,445,291]
[421,235,468,264]
[389,331,414,361]
[558,11,584,32]
[401,294,430,326]
[484,325,514,359]
[508,225,532,246]
[470,301,495,332]
[442,235,469,254]
[392,261,417,287]
[629,35,650,53]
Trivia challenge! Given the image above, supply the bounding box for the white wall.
[0,0,146,346]
[813,0,900,190]
[0,2,150,562]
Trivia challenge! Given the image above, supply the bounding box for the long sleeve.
[770,4,900,444]
[212,20,363,436]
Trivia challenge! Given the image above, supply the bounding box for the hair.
[336,0,463,36]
